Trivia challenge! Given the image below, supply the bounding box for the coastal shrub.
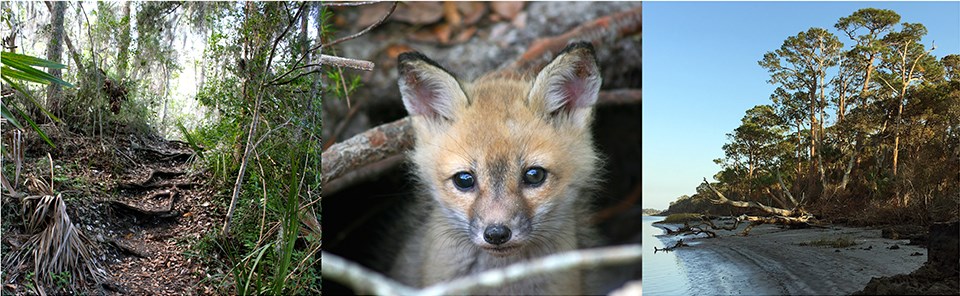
[657,213,704,224]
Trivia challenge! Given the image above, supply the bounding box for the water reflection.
[641,216,691,296]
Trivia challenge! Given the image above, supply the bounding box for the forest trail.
[3,128,220,295]
[98,135,217,294]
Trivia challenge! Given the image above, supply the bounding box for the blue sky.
[641,1,960,211]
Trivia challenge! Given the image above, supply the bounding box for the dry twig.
[501,5,642,75]
[322,244,642,296]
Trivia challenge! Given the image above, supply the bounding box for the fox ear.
[398,52,468,122]
[528,42,602,127]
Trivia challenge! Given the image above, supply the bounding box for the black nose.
[483,225,512,245]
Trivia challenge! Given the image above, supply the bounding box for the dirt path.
[94,137,220,294]
[2,129,223,295]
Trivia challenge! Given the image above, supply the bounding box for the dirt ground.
[2,125,221,295]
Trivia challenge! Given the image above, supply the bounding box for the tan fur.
[391,44,601,295]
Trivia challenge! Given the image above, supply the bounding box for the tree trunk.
[893,93,903,177]
[861,54,876,95]
[309,2,321,101]
[45,1,66,119]
[117,1,132,80]
[839,139,858,190]
[795,120,802,175]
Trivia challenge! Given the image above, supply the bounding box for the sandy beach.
[653,220,927,295]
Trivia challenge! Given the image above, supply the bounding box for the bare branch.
[775,170,799,207]
[321,117,414,186]
[500,5,642,76]
[270,2,395,85]
[323,1,398,48]
[702,177,796,217]
[322,244,642,296]
[321,1,381,7]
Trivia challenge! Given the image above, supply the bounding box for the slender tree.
[876,23,938,177]
[117,1,132,81]
[44,1,66,119]
[760,27,843,194]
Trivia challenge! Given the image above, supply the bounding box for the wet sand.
[654,220,926,295]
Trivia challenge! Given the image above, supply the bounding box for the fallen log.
[702,177,797,217]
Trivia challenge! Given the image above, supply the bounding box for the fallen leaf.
[355,2,395,29]
[443,2,461,27]
[454,26,478,44]
[491,2,524,21]
[457,2,487,26]
[434,23,453,44]
[392,2,444,25]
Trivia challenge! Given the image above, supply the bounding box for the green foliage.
[51,271,71,289]
[1,51,72,147]
[186,2,325,294]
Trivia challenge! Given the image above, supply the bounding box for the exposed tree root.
[109,188,180,219]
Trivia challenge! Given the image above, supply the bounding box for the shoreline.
[652,219,927,295]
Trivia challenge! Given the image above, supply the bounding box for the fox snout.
[469,199,533,255]
[483,224,511,245]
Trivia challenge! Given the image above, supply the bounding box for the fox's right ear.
[398,52,468,122]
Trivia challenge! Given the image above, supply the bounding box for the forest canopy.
[662,8,959,226]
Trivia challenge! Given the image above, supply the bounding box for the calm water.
[641,216,692,296]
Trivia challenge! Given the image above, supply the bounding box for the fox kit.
[390,42,602,294]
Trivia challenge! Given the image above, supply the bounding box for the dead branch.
[321,89,640,191]
[324,1,398,48]
[322,154,404,195]
[654,239,689,253]
[321,117,414,186]
[720,214,812,236]
[320,54,375,71]
[702,177,795,217]
[322,244,642,296]
[501,6,642,75]
[776,170,799,207]
[656,218,721,238]
[321,1,380,7]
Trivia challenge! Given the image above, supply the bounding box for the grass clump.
[800,236,858,248]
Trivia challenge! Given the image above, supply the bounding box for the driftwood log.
[654,239,689,253]
[701,178,815,236]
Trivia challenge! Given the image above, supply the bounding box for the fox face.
[398,42,601,257]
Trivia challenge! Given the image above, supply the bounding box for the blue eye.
[453,172,475,191]
[522,167,547,186]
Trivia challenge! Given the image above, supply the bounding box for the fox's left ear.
[528,42,602,128]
